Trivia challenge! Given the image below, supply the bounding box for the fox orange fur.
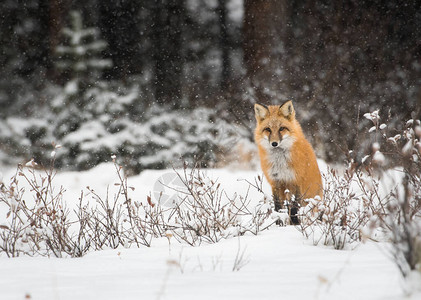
[254,101,322,220]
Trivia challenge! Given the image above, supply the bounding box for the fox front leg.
[272,185,285,212]
[289,201,300,225]
[273,183,294,210]
[273,193,282,212]
[273,183,301,225]
[272,184,291,211]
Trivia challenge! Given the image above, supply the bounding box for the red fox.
[254,101,322,223]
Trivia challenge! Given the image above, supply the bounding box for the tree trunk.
[152,0,184,108]
[99,0,141,79]
[243,0,288,103]
[47,0,70,80]
[218,0,230,91]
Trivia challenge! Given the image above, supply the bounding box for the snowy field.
[0,163,417,300]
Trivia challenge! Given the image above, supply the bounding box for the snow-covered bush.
[373,116,421,280]
[54,104,247,172]
[0,153,90,257]
[0,117,51,162]
[0,90,249,173]
[298,110,421,257]
[149,164,274,246]
[0,156,273,257]
[298,166,384,250]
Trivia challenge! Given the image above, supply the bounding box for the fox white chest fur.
[260,133,296,183]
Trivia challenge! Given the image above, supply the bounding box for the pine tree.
[52,10,112,140]
[55,10,112,105]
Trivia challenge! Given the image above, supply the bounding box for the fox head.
[254,101,300,150]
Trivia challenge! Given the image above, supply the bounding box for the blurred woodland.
[0,0,420,171]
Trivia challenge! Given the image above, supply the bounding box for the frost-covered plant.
[0,168,31,257]
[297,109,419,251]
[298,166,383,250]
[375,116,421,279]
[0,147,91,257]
[299,108,421,290]
[150,163,274,246]
[84,156,154,249]
[0,155,274,257]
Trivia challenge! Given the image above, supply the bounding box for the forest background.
[0,0,420,172]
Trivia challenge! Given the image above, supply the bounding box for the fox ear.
[254,103,269,122]
[279,101,295,120]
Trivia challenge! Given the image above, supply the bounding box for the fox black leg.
[273,195,283,225]
[289,200,300,225]
[274,195,281,212]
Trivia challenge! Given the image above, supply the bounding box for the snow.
[363,110,380,122]
[402,140,414,156]
[227,0,244,23]
[6,117,48,138]
[373,150,386,165]
[0,163,418,300]
[64,80,78,95]
[0,227,406,300]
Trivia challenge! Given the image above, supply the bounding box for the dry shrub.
[150,164,275,246]
[298,165,386,250]
[0,156,275,257]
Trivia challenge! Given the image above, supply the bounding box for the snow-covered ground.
[0,163,417,300]
[0,227,404,300]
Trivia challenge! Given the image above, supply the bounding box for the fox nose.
[271,142,278,147]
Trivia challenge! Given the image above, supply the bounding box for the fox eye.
[279,127,287,132]
[263,127,271,133]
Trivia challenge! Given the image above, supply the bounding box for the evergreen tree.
[55,10,112,106]
[53,10,112,138]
